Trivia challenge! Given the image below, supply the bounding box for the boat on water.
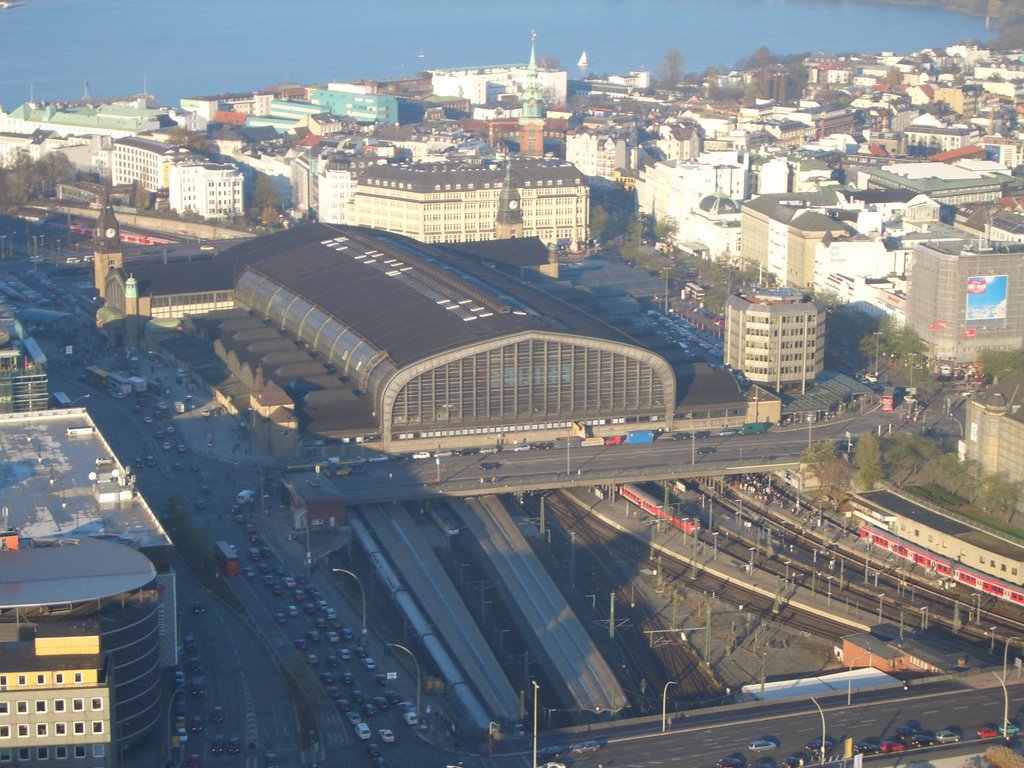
[577,51,588,68]
[1,0,28,7]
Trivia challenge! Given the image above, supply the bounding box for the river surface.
[0,0,991,108]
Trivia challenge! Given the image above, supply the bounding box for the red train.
[69,224,173,246]
[860,525,1024,606]
[618,483,700,534]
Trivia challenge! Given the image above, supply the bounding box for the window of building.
[54,700,64,713]
[17,724,28,737]
[17,676,25,687]
[0,749,10,762]
[90,699,102,712]
[16,702,26,714]
[35,675,45,685]
[73,673,82,684]
[36,701,46,713]
[36,724,47,737]
[74,746,86,759]
[91,722,103,735]
[0,676,6,688]
[37,747,49,760]
[73,722,84,735]
[0,702,7,715]
[92,745,104,759]
[17,749,29,761]
[54,724,65,736]
[72,699,83,712]
[54,674,63,685]
[0,725,9,738]
[55,746,67,759]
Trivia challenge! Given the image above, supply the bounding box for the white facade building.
[429,63,567,106]
[112,137,190,191]
[637,152,748,232]
[317,163,360,225]
[168,161,244,219]
[565,131,632,180]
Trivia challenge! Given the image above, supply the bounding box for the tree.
[589,204,610,241]
[165,126,209,154]
[654,48,686,89]
[854,433,883,490]
[978,350,1024,381]
[249,172,281,223]
[883,433,939,486]
[653,216,677,243]
[801,440,852,503]
[978,472,1023,523]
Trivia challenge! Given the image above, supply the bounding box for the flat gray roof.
[0,537,156,609]
[0,410,171,550]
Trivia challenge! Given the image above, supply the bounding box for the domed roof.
[699,190,740,216]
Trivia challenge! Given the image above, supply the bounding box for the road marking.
[922,709,940,714]
[242,679,259,754]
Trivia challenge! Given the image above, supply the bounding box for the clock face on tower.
[509,200,519,209]
[105,227,117,239]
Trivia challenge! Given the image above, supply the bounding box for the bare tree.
[654,48,686,89]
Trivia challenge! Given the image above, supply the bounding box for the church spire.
[519,31,545,157]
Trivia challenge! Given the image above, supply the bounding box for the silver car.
[749,740,777,753]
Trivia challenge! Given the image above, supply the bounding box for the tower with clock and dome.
[495,158,524,240]
[92,197,123,301]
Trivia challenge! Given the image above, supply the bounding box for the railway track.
[698,478,1024,643]
[538,492,722,711]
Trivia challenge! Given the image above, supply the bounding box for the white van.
[236,490,255,505]
[411,451,432,460]
[402,711,419,727]
[355,723,371,740]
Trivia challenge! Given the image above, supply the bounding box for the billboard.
[965,275,1008,331]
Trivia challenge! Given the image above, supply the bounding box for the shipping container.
[741,423,768,435]
[625,430,656,444]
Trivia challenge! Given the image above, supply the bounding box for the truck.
[128,376,147,393]
[741,422,769,435]
[625,430,656,445]
[581,437,605,447]
[603,434,623,445]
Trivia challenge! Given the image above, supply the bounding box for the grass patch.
[280,656,319,750]
[905,484,969,509]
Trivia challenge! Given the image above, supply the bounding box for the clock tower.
[93,195,122,300]
[495,159,523,240]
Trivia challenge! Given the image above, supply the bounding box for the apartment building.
[112,137,189,191]
[168,160,245,219]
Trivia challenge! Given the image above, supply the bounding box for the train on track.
[860,525,1024,607]
[618,483,700,534]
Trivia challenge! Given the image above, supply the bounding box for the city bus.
[51,391,73,408]
[881,386,897,412]
[84,366,109,387]
[213,541,240,576]
[683,282,706,302]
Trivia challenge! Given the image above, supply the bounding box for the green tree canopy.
[854,432,883,490]
[978,350,1024,381]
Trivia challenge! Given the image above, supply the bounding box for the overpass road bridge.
[331,412,886,504]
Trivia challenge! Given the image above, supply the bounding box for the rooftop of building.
[0,536,157,609]
[0,410,171,553]
[731,287,817,306]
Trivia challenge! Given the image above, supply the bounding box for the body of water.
[0,0,991,108]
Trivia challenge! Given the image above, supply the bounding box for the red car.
[977,727,999,739]
[880,741,905,753]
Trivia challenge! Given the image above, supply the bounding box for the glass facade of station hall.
[381,333,676,442]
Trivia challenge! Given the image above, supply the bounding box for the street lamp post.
[1001,636,1024,737]
[712,531,719,560]
[748,546,755,573]
[873,331,882,377]
[332,568,366,640]
[990,626,998,654]
[661,680,677,733]
[784,560,792,583]
[532,680,540,768]
[810,697,827,766]
[70,393,91,408]
[389,642,421,722]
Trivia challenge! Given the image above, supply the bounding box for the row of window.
[0,720,104,738]
[0,698,102,715]
[0,674,85,688]
[0,744,105,762]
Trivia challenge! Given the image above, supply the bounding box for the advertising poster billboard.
[965,275,1008,331]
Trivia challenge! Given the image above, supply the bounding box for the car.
[347,711,362,726]
[146,455,157,467]
[176,727,189,745]
[326,686,343,701]
[226,736,240,754]
[264,752,281,768]
[538,763,566,768]
[978,726,999,739]
[396,701,415,713]
[341,627,354,641]
[341,671,355,686]
[371,757,388,768]
[338,647,352,661]
[372,695,389,710]
[303,603,317,615]
[379,728,395,744]
[350,689,366,703]
[999,724,1021,736]
[804,737,835,753]
[781,754,806,768]
[367,742,382,758]
[200,485,211,495]
[383,689,401,703]
[183,634,197,652]
[571,740,601,754]
[283,576,297,589]
[537,746,567,759]
[294,638,308,651]
[362,702,377,717]
[911,733,935,747]
[879,741,905,753]
[362,656,377,670]
[481,461,501,470]
[286,605,299,617]
[319,671,335,685]
[854,741,879,755]
[306,653,318,665]
[178,444,187,453]
[163,441,172,450]
[306,630,321,643]
[274,612,286,625]
[194,499,206,510]
[335,698,352,712]
[326,654,339,668]
[243,566,256,577]
[749,740,777,752]
[210,735,224,754]
[934,730,960,744]
[895,724,918,741]
[355,645,369,658]
[210,705,224,723]
[190,715,204,733]
[186,755,201,768]
[325,631,340,643]
[697,446,717,455]
[175,670,185,686]
[716,759,743,768]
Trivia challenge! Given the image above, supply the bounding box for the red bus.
[881,386,897,412]
[213,541,240,576]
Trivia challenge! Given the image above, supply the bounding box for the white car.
[379,728,395,744]
[361,656,377,670]
[571,741,601,754]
